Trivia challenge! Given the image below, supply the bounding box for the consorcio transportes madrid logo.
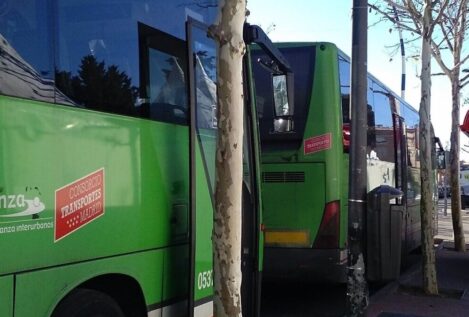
[0,187,46,219]
[54,168,105,242]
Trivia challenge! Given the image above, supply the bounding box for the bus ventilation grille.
[262,172,305,183]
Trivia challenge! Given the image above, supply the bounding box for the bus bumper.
[262,247,347,283]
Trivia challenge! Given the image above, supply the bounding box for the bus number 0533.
[197,270,213,290]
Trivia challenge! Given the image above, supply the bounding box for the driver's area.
[138,22,189,125]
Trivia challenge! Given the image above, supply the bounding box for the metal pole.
[444,167,448,216]
[346,0,369,316]
[392,5,406,100]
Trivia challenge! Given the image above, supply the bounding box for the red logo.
[55,169,105,242]
[304,133,332,155]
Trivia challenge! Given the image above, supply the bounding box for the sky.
[246,0,469,160]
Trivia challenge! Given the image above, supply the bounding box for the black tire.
[52,288,125,317]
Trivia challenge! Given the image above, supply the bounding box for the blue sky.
[247,0,466,159]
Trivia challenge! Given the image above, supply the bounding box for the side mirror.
[272,73,294,133]
[273,74,290,116]
[244,23,295,134]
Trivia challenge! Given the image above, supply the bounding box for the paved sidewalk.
[434,203,469,242]
[367,204,469,317]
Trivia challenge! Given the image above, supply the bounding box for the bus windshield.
[251,45,315,152]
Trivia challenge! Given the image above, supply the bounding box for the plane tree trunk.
[419,0,438,295]
[210,0,246,316]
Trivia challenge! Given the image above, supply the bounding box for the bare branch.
[431,40,453,76]
[369,2,421,34]
[434,35,448,51]
[454,0,469,61]
[438,18,455,53]
[460,73,469,88]
[372,0,469,85]
[405,0,424,31]
[430,0,450,33]
[369,3,402,23]
[454,53,469,71]
[384,35,421,51]
[384,0,410,13]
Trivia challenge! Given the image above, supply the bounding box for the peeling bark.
[211,0,246,316]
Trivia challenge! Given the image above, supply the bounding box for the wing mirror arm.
[244,23,295,133]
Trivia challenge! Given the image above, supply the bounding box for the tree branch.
[369,2,421,34]
[431,40,453,76]
[460,73,469,88]
[454,0,469,61]
[430,0,450,34]
[454,53,469,71]
[438,21,455,53]
[405,0,424,32]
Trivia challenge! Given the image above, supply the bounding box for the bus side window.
[341,95,350,124]
[145,47,188,124]
[0,1,54,103]
[137,23,190,124]
[339,56,350,124]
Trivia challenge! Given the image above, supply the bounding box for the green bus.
[251,42,432,283]
[0,2,292,316]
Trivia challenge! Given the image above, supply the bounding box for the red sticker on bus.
[304,133,332,155]
[54,168,105,242]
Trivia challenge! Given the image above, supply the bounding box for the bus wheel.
[52,288,125,317]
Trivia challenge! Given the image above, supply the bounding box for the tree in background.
[209,0,246,315]
[369,0,454,295]
[370,0,469,254]
[56,55,137,115]
[430,0,468,253]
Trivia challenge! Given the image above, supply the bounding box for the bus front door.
[188,18,218,317]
